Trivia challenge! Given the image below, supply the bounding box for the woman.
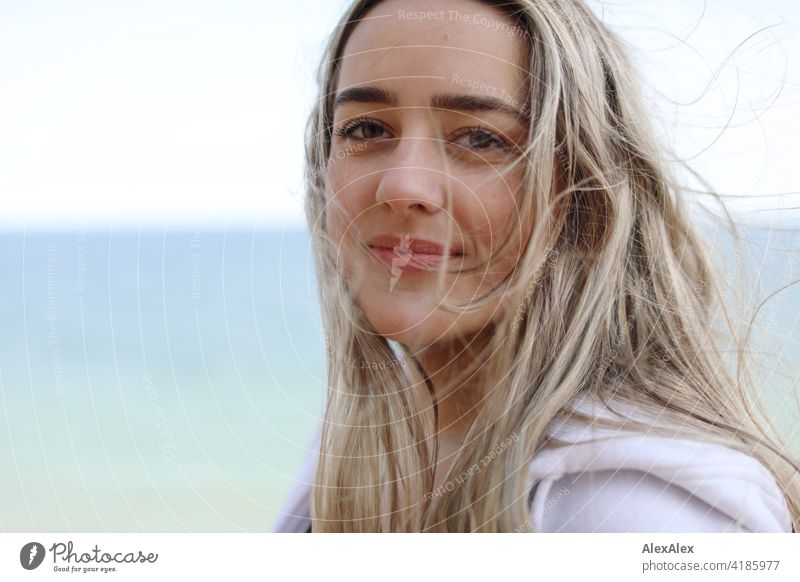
[275,0,799,532]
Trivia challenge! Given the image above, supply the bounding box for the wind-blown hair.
[303,0,800,531]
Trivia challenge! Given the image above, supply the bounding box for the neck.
[415,324,496,445]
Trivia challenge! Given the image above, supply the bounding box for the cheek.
[461,171,523,257]
[324,161,378,234]
[324,163,383,286]
[323,168,356,246]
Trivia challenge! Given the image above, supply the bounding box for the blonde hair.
[303,0,800,531]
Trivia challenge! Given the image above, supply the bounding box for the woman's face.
[325,0,530,352]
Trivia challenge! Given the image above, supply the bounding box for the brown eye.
[448,126,519,164]
[334,118,389,140]
[451,127,511,152]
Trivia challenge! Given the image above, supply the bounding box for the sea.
[0,221,797,531]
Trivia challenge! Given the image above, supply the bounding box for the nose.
[374,135,448,217]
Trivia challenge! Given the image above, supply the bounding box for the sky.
[0,0,798,229]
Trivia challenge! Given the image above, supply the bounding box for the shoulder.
[527,395,792,532]
[533,468,751,532]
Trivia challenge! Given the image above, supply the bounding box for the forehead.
[336,0,528,97]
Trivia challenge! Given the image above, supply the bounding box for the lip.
[367,234,464,255]
[367,233,464,274]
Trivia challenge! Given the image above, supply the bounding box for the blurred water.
[0,222,797,532]
[0,226,326,532]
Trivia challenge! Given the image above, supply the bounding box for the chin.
[365,305,433,344]
[349,264,495,351]
[356,294,437,347]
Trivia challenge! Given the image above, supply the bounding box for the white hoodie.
[272,395,792,533]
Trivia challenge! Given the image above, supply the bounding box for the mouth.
[369,247,458,273]
[367,234,464,275]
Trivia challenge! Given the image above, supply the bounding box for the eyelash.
[333,116,384,140]
[333,116,514,152]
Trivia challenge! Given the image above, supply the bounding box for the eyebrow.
[333,85,529,123]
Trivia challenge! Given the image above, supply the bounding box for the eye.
[333,117,390,141]
[450,127,512,152]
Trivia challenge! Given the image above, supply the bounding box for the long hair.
[303,0,800,531]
